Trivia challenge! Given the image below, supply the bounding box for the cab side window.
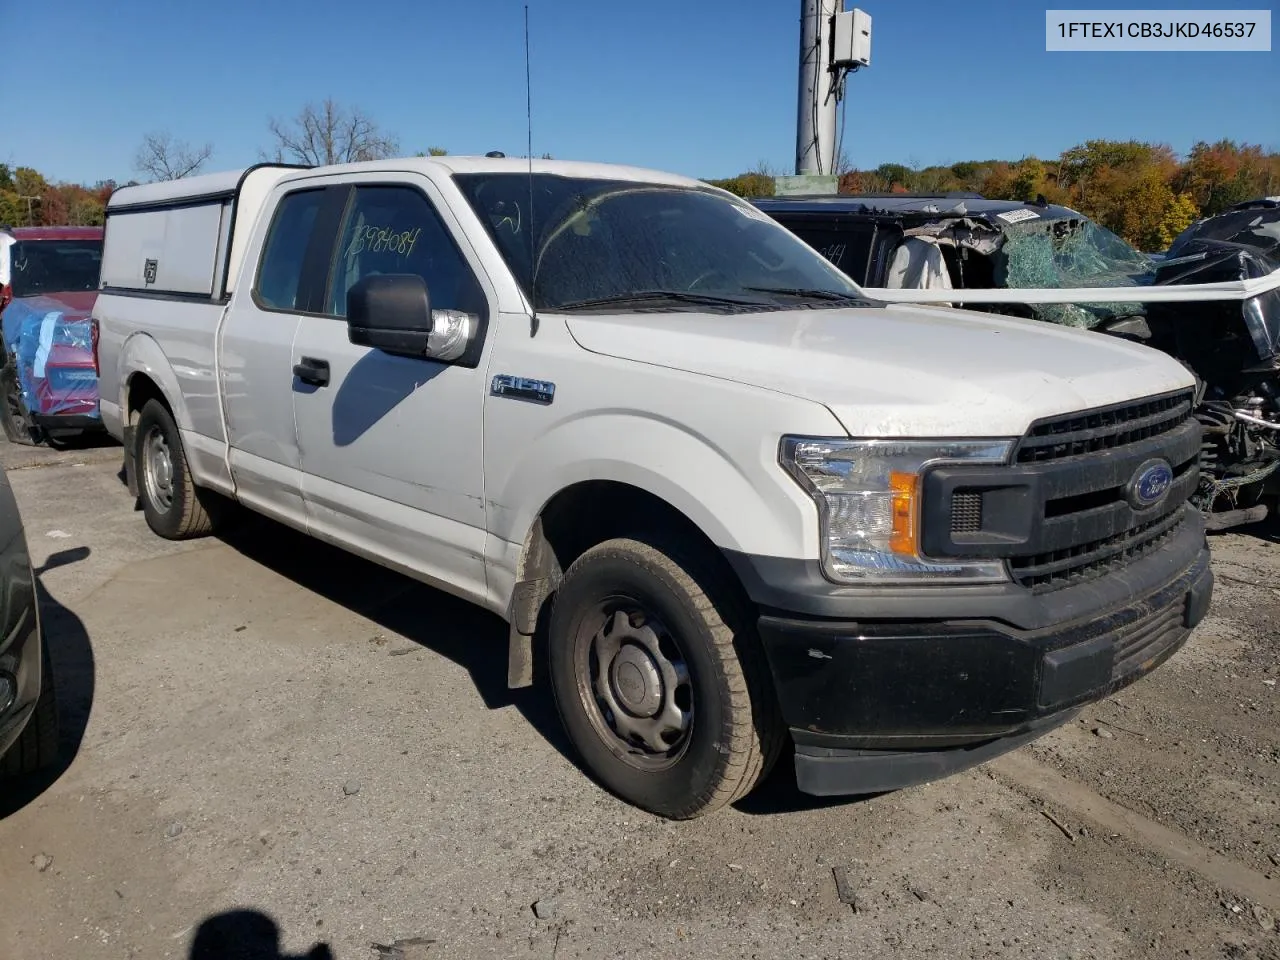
[255,189,323,311]
[325,186,486,319]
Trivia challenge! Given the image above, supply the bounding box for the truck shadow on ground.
[0,547,96,819]
[188,909,332,959]
[46,432,120,452]
[214,512,870,817]
[214,513,579,767]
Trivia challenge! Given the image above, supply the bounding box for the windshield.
[9,239,103,297]
[994,217,1156,327]
[453,173,864,311]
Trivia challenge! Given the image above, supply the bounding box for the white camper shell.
[101,164,306,301]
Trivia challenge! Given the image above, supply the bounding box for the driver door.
[291,175,495,603]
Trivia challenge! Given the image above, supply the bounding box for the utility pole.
[793,3,871,185]
[796,0,838,176]
[18,195,39,226]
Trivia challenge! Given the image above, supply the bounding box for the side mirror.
[346,275,434,356]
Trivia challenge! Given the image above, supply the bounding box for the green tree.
[704,172,775,198]
[874,163,914,190]
[1009,158,1046,201]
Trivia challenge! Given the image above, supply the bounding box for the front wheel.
[548,536,784,819]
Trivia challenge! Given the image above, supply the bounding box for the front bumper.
[729,511,1213,797]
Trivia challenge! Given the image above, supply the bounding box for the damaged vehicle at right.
[756,194,1280,530]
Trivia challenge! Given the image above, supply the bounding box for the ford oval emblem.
[1128,459,1173,510]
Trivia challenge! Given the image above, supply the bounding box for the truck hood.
[564,304,1196,437]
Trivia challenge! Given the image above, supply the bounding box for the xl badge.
[1127,458,1173,510]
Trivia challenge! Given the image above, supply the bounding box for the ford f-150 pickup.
[93,157,1213,818]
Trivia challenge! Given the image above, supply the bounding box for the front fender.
[488,406,835,565]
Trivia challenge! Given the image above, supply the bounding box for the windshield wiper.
[742,286,862,301]
[550,290,767,311]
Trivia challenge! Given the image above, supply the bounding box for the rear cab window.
[254,190,324,312]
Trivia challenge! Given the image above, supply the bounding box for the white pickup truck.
[94,157,1213,819]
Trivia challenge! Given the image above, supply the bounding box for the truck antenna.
[525,4,539,336]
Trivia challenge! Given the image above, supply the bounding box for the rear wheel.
[1,645,59,776]
[548,535,784,819]
[135,399,217,539]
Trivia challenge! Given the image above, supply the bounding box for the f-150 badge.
[490,374,555,405]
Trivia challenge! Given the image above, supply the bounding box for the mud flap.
[507,621,533,689]
[121,423,140,498]
[506,577,549,689]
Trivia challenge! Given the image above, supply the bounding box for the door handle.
[293,356,330,387]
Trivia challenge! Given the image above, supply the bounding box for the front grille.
[1011,507,1189,590]
[925,389,1203,590]
[1016,390,1194,464]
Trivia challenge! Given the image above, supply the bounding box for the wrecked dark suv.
[756,194,1280,530]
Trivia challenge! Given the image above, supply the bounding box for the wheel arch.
[116,335,188,498]
[503,476,762,690]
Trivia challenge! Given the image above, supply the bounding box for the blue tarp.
[1,298,100,421]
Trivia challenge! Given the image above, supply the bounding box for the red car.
[0,226,104,446]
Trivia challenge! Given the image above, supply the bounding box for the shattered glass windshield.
[994,218,1156,328]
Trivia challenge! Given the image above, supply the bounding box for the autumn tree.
[705,172,775,198]
[911,165,963,194]
[0,167,49,225]
[1179,140,1276,215]
[135,131,214,181]
[978,162,1016,200]
[266,99,399,166]
[832,139,1219,249]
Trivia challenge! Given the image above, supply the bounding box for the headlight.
[780,437,1015,584]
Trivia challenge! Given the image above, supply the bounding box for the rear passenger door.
[290,175,494,605]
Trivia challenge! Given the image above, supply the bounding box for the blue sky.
[9,0,1278,186]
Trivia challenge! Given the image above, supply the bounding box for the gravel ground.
[0,436,1276,960]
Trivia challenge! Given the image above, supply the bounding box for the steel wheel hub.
[609,644,664,717]
[589,609,692,758]
[143,428,175,510]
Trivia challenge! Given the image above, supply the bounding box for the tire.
[134,398,216,539]
[548,535,785,819]
[1,645,60,776]
[0,359,43,446]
